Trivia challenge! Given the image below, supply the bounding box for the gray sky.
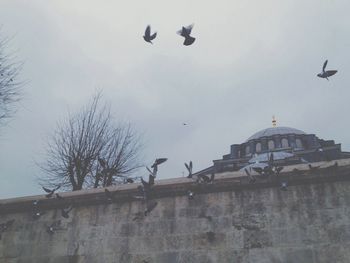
[0,0,349,198]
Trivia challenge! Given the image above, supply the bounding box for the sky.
[0,0,349,198]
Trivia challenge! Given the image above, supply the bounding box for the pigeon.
[143,25,157,44]
[245,168,256,183]
[273,166,284,175]
[144,201,158,216]
[187,190,195,200]
[61,206,73,219]
[177,24,196,46]
[185,161,193,178]
[32,200,39,206]
[42,185,61,198]
[125,178,134,184]
[317,60,337,80]
[200,173,215,183]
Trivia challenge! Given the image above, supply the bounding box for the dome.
[246,126,305,142]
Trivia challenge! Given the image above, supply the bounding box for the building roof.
[246,126,306,142]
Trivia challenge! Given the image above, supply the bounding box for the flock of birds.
[0,23,341,242]
[144,24,338,80]
[0,153,340,238]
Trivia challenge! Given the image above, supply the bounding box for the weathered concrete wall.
[1,160,350,263]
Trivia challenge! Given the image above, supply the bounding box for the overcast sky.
[0,0,349,198]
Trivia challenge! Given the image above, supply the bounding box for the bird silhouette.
[143,25,157,44]
[317,60,337,80]
[177,24,196,46]
[42,185,61,198]
[187,190,195,200]
[185,161,193,178]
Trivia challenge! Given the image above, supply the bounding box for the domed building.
[196,121,350,176]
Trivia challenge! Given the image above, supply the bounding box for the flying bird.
[143,25,157,44]
[185,161,193,178]
[317,60,337,80]
[42,185,61,198]
[177,24,196,46]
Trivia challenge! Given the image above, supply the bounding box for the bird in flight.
[143,25,157,44]
[177,24,196,46]
[317,60,337,80]
[42,185,61,198]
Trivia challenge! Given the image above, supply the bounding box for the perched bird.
[144,201,158,216]
[143,25,157,44]
[185,161,193,178]
[317,60,337,80]
[32,200,39,206]
[61,206,73,219]
[280,181,288,191]
[273,166,284,175]
[187,190,195,200]
[245,168,256,183]
[200,173,215,183]
[177,24,196,46]
[125,178,134,184]
[42,185,61,198]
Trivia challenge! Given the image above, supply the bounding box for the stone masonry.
[1,159,350,262]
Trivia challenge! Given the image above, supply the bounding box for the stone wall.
[1,160,350,263]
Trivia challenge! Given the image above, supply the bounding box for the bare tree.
[0,31,22,127]
[39,93,143,191]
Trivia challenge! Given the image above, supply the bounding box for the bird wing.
[183,36,196,46]
[185,163,190,172]
[323,60,328,71]
[326,70,337,77]
[185,24,194,35]
[244,168,251,176]
[150,32,157,40]
[145,25,151,37]
[189,161,193,171]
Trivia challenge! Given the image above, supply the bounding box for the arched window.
[281,138,289,148]
[268,140,275,150]
[256,142,262,153]
[296,138,303,149]
[245,145,250,155]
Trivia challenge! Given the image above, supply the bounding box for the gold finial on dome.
[272,115,277,127]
